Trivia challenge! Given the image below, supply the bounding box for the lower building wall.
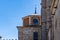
[18,27,41,40]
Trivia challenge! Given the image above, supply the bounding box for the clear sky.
[0,0,41,39]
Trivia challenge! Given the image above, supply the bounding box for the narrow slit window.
[33,32,38,40]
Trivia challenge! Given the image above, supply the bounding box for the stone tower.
[17,8,41,40]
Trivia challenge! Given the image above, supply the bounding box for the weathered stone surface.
[17,27,41,40]
[53,0,60,40]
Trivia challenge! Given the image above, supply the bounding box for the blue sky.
[0,0,41,39]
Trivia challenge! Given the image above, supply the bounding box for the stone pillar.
[41,0,47,40]
[41,0,52,40]
[51,14,55,40]
[46,0,52,40]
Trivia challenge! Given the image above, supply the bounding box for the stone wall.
[54,0,60,40]
[17,27,41,40]
[50,0,60,40]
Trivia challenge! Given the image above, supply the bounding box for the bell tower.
[22,7,41,27]
[17,7,41,40]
